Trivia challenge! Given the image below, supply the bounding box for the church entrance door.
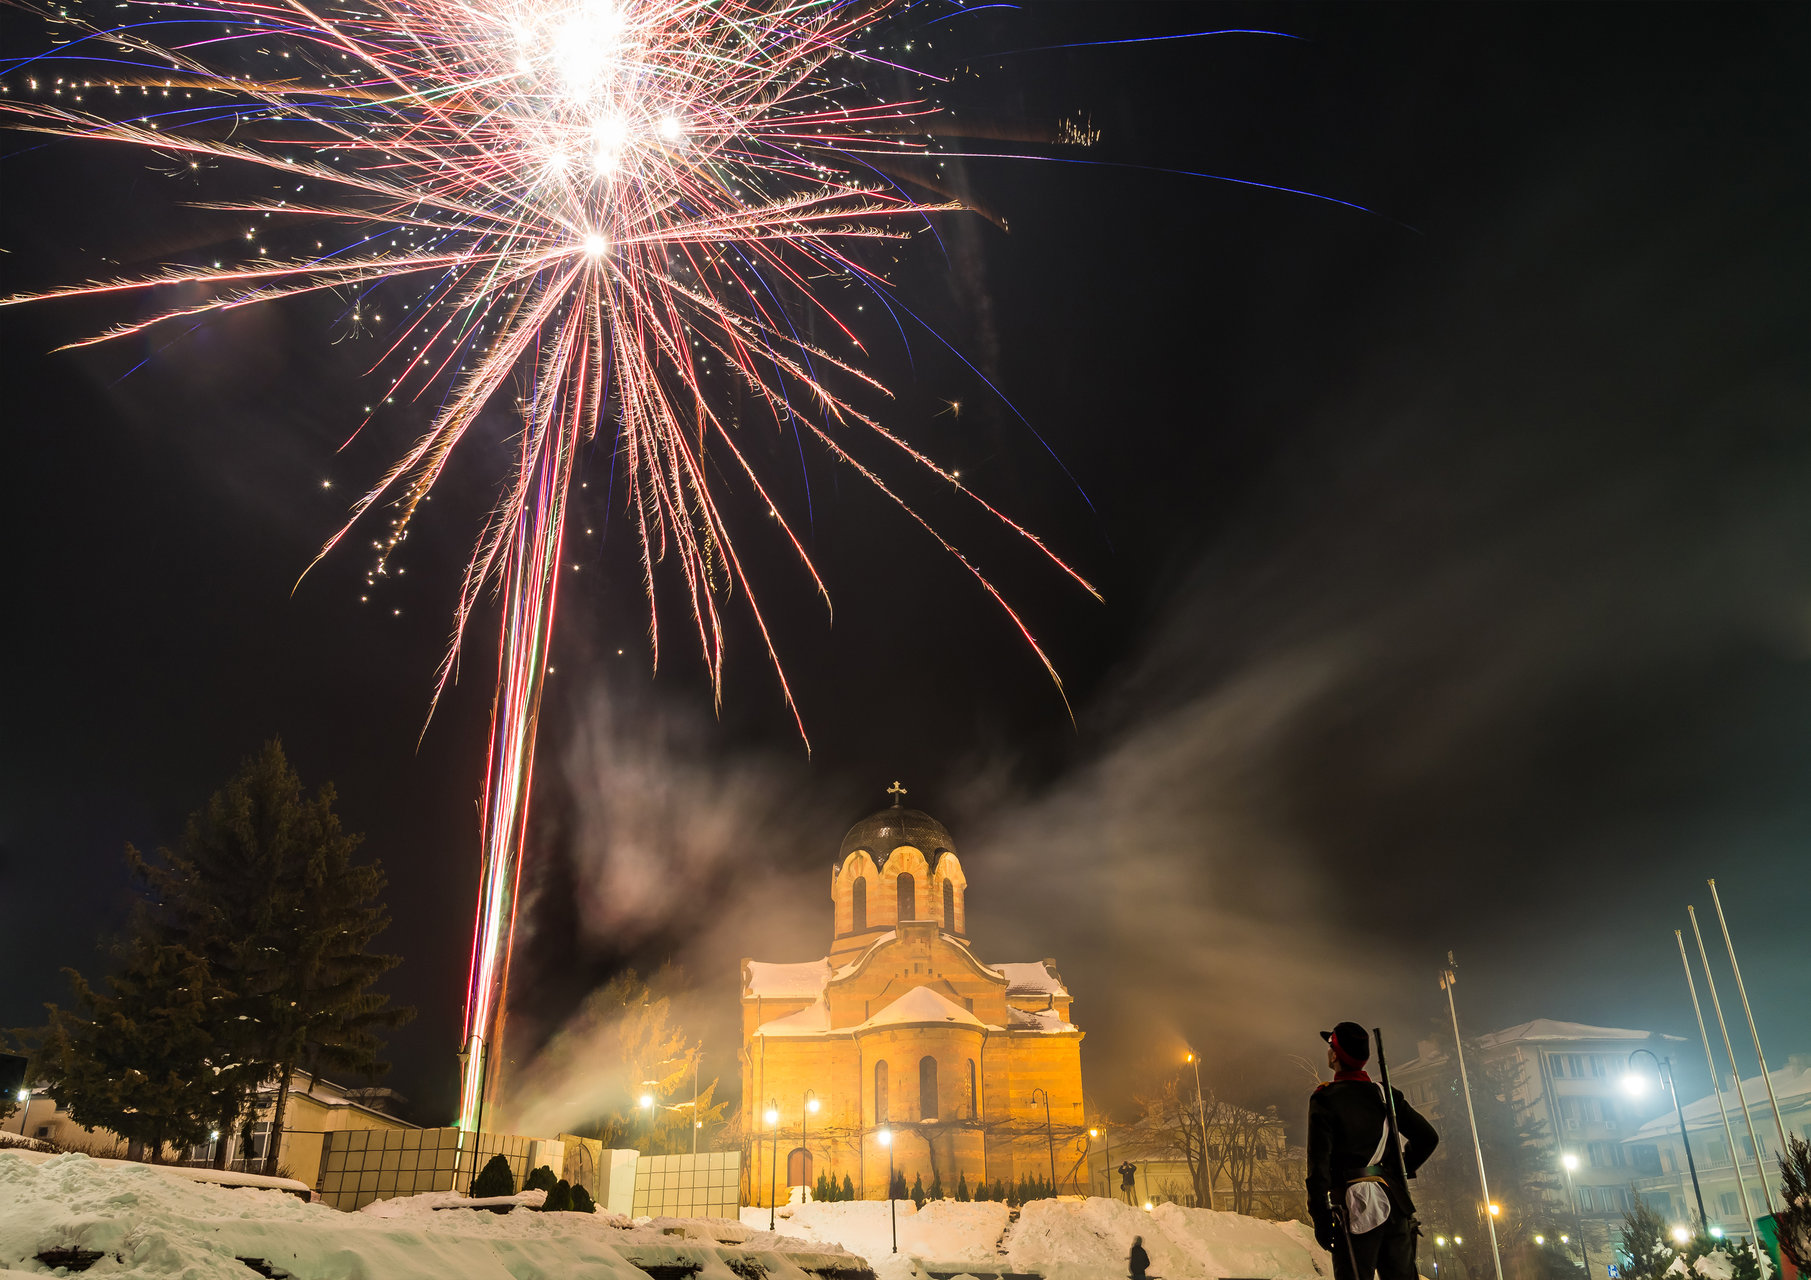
[787,1147,814,1188]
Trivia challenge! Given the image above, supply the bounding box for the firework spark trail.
[2,0,1101,1127]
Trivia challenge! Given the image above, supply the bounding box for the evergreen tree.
[571,1184,597,1213]
[814,1171,828,1202]
[1779,1135,1811,1273]
[911,1172,926,1208]
[956,1172,969,1202]
[1617,1196,1673,1280]
[891,1169,908,1200]
[130,741,412,1174]
[524,1165,557,1193]
[929,1171,944,1201]
[542,1178,574,1212]
[974,1178,990,1202]
[841,1174,855,1203]
[40,935,233,1162]
[471,1153,515,1198]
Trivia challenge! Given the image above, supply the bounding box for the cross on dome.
[886,780,907,807]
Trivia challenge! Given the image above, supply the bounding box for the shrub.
[841,1174,855,1203]
[524,1165,557,1194]
[571,1184,596,1213]
[956,1172,969,1202]
[929,1172,943,1201]
[542,1178,574,1212]
[470,1153,514,1199]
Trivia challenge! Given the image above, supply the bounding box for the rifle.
[1373,1027,1419,1230]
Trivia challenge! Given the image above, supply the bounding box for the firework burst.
[2,0,1097,1127]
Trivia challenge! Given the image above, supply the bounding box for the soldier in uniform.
[1307,1021,1440,1280]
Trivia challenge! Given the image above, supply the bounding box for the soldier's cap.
[1321,1021,1370,1067]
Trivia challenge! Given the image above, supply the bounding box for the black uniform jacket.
[1306,1079,1439,1230]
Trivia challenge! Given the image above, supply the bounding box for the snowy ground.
[746,1197,1333,1280]
[1,1150,1332,1279]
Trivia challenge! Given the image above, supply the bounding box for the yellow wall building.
[741,793,1085,1204]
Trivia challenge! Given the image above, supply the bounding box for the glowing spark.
[2,0,1099,1135]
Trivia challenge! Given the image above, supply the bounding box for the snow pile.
[1008,1199,1329,1280]
[747,1195,1330,1280]
[4,1150,1328,1280]
[0,1152,865,1280]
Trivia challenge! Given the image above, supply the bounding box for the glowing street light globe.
[807,1097,820,1114]
[764,1107,779,1127]
[1489,1204,1501,1217]
[876,1128,891,1147]
[1672,1227,1691,1245]
[639,1093,655,1109]
[1562,1153,1580,1171]
[1536,1236,1546,1245]
[1622,1074,1650,1097]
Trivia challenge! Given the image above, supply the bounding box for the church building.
[740,788,1086,1204]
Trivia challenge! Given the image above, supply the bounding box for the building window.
[943,880,956,932]
[875,1060,889,1123]
[920,1056,939,1121]
[897,873,916,922]
[1721,1193,1740,1217]
[1577,1187,1596,1212]
[852,878,867,932]
[968,1060,978,1118]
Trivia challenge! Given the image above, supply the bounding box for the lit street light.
[802,1090,819,1198]
[1184,1050,1216,1210]
[877,1127,897,1253]
[1624,1049,1707,1230]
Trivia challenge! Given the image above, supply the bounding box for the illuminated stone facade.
[741,796,1085,1205]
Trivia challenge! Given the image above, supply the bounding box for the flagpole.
[1676,929,1756,1237]
[1442,956,1504,1280]
[1707,880,1790,1171]
[1688,907,1775,1217]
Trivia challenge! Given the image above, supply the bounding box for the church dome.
[839,804,956,862]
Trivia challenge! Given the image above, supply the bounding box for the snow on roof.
[753,997,832,1037]
[994,961,1068,998]
[858,986,984,1031]
[1476,1020,1680,1048]
[1008,1007,1078,1035]
[1627,1063,1811,1140]
[745,958,831,1000]
[833,932,897,980]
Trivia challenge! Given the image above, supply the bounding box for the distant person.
[1129,1235,1150,1280]
[1118,1160,1138,1205]
[1307,1021,1439,1280]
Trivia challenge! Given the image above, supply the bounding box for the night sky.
[2,3,1806,1131]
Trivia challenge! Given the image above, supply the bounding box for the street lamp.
[1089,1126,1113,1199]
[765,1100,780,1231]
[1433,1236,1446,1280]
[1560,1152,1593,1278]
[877,1127,897,1253]
[1030,1087,1057,1191]
[1185,1051,1217,1210]
[1624,1050,1707,1230]
[802,1090,819,1198]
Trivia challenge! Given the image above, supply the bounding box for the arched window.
[942,880,956,932]
[874,1060,889,1123]
[787,1147,814,1188]
[919,1056,939,1121]
[896,872,916,922]
[852,878,867,932]
[967,1059,978,1118]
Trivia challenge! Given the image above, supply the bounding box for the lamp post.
[640,1089,657,1155]
[1433,1235,1447,1280]
[693,1056,701,1156]
[802,1090,819,1197]
[1030,1087,1057,1191]
[1624,1049,1706,1229]
[765,1100,780,1230]
[1089,1125,1113,1199]
[1560,1153,1593,1278]
[1185,1051,1217,1210]
[877,1127,897,1252]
